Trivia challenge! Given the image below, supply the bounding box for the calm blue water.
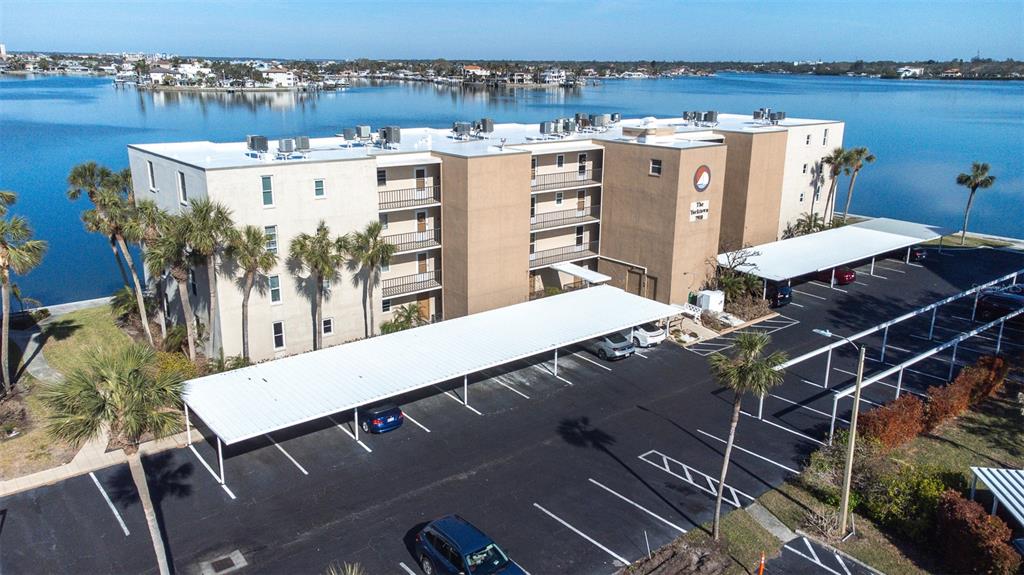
[1,73,1022,305]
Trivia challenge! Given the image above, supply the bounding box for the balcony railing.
[382,269,442,298]
[529,240,599,268]
[383,228,441,253]
[531,168,602,192]
[531,205,601,231]
[379,184,441,211]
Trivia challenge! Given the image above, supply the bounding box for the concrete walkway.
[10,327,64,384]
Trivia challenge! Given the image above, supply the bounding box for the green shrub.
[860,465,947,543]
[544,286,563,297]
[154,351,199,380]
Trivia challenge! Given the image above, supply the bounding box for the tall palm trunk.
[842,170,860,221]
[241,272,254,361]
[206,254,220,357]
[156,281,167,339]
[1,273,10,394]
[128,452,170,575]
[960,189,976,245]
[116,234,154,346]
[367,270,377,337]
[824,178,840,223]
[110,235,131,288]
[314,272,323,350]
[713,392,743,540]
[173,271,197,361]
[361,274,370,339]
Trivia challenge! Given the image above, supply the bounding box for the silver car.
[587,332,635,360]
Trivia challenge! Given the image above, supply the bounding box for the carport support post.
[824,348,833,389]
[830,268,836,289]
[972,290,980,321]
[185,403,192,446]
[217,437,224,485]
[762,279,767,300]
[970,475,978,500]
[996,320,1005,354]
[554,348,559,375]
[948,342,959,380]
[870,257,875,276]
[895,368,905,398]
[463,375,468,406]
[354,407,359,441]
[928,308,938,340]
[828,395,839,445]
[905,247,912,264]
[880,326,889,362]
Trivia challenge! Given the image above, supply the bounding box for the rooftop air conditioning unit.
[295,136,311,151]
[480,118,494,133]
[591,114,608,127]
[382,126,401,144]
[753,110,763,120]
[356,125,372,139]
[279,138,295,153]
[776,111,786,121]
[247,135,268,152]
[610,112,621,123]
[342,127,357,141]
[454,121,472,135]
[705,111,718,123]
[540,121,555,134]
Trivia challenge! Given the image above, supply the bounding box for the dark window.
[376,169,387,186]
[649,159,662,176]
[272,321,285,349]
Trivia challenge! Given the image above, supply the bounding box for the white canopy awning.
[717,218,951,282]
[971,467,1024,526]
[183,285,679,445]
[550,261,611,284]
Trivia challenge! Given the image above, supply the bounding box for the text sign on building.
[690,200,710,222]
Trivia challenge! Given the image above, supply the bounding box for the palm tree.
[182,198,234,355]
[955,162,996,246]
[289,221,345,350]
[840,147,875,222]
[344,221,397,338]
[145,215,199,361]
[707,332,787,540]
[380,303,422,334]
[67,162,129,288]
[86,185,155,346]
[225,226,278,361]
[0,197,47,394]
[42,343,185,575]
[134,200,170,337]
[820,147,848,222]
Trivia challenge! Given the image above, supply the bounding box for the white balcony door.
[415,167,427,199]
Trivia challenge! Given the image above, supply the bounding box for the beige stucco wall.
[439,151,531,318]
[717,130,788,252]
[598,140,726,304]
[778,121,845,235]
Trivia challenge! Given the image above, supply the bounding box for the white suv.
[625,322,666,348]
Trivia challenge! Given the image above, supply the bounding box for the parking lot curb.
[793,528,886,575]
[674,312,781,348]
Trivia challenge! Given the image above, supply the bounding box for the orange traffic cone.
[758,551,766,575]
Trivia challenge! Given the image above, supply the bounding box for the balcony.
[382,269,442,298]
[531,168,602,192]
[529,240,599,269]
[531,205,600,231]
[383,228,441,253]
[379,184,441,211]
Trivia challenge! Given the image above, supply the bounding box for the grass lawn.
[678,508,782,575]
[41,305,132,377]
[0,359,78,480]
[920,233,1014,248]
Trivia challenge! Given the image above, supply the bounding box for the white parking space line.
[588,478,687,533]
[742,413,826,446]
[768,394,850,424]
[638,450,755,507]
[835,553,853,575]
[789,302,806,308]
[805,535,821,563]
[403,412,431,433]
[887,344,912,353]
[812,281,848,293]
[873,265,905,274]
[497,380,531,399]
[792,289,827,301]
[435,386,486,416]
[398,562,417,574]
[90,472,130,536]
[533,503,631,566]
[854,281,869,286]
[188,445,237,499]
[573,352,613,371]
[266,435,309,475]
[783,540,842,575]
[696,430,800,474]
[532,364,574,385]
[328,415,373,453]
[635,351,649,359]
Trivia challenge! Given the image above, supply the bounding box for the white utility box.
[696,290,725,313]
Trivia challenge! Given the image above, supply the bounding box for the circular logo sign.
[693,165,711,192]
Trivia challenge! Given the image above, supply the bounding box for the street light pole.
[838,345,866,537]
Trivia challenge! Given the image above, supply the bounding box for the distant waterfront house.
[462,65,490,78]
[149,66,181,85]
[940,68,963,78]
[897,66,924,78]
[540,68,567,84]
[265,68,296,87]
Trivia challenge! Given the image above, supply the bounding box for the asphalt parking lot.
[1,246,1022,575]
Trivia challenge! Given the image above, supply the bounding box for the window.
[823,128,829,146]
[530,157,537,181]
[177,171,187,204]
[556,155,564,168]
[313,178,325,198]
[799,192,805,202]
[649,159,662,176]
[147,161,156,190]
[382,299,392,313]
[261,175,274,206]
[555,191,563,205]
[805,134,811,145]
[264,225,278,254]
[376,169,387,186]
[575,225,584,246]
[529,232,536,256]
[802,163,808,174]
[269,275,281,303]
[379,213,388,230]
[381,259,390,272]
[321,276,331,290]
[322,318,334,336]
[578,153,587,176]
[272,321,285,350]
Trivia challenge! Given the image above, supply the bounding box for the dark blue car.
[358,403,404,434]
[414,515,525,575]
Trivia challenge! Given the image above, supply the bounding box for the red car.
[815,266,857,285]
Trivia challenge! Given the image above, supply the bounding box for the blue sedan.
[358,403,404,434]
[414,515,526,575]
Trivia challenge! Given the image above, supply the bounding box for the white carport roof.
[971,467,1024,526]
[717,218,951,282]
[183,285,679,445]
[550,261,611,284]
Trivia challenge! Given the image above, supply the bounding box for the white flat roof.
[128,113,838,170]
[183,285,679,445]
[971,467,1024,526]
[550,262,611,283]
[718,218,951,282]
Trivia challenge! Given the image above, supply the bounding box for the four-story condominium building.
[128,111,843,361]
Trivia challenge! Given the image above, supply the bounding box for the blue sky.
[2,0,1022,61]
